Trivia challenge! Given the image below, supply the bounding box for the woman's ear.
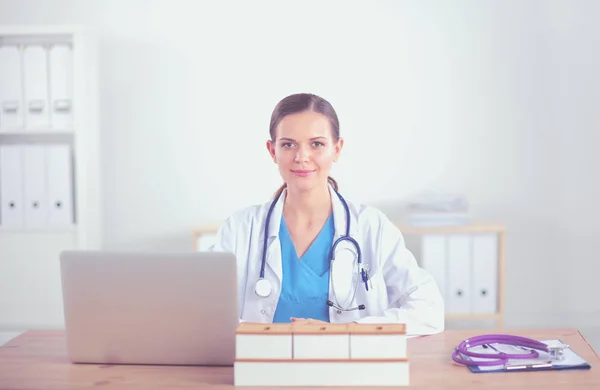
[266,140,277,163]
[333,138,344,162]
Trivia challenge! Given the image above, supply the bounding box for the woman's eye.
[282,142,294,148]
[312,141,324,147]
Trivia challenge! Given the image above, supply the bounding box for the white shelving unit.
[399,224,505,328]
[0,25,101,331]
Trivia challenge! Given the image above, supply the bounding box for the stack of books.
[234,322,409,387]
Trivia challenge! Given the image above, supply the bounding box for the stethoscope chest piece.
[255,278,272,298]
[548,343,569,360]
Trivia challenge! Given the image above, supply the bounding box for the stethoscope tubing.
[260,190,282,280]
[257,188,368,308]
[261,188,363,275]
[452,334,550,366]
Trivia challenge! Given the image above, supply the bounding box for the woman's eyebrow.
[277,136,328,141]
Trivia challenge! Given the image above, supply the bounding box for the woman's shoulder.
[220,199,272,228]
[345,198,393,224]
[345,198,405,238]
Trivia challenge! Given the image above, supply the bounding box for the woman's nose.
[294,153,309,163]
[295,147,310,162]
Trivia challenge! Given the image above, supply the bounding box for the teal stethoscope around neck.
[253,188,370,313]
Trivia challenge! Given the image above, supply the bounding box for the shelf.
[0,226,77,234]
[0,25,84,36]
[0,25,81,45]
[0,132,74,144]
[0,129,73,135]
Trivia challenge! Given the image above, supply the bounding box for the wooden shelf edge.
[397,224,506,234]
[192,226,220,236]
[445,313,501,320]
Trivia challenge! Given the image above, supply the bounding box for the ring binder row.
[0,42,73,131]
[0,33,76,230]
[0,143,75,229]
[419,230,503,321]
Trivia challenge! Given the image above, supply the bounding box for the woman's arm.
[354,215,445,336]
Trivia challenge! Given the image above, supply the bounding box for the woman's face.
[267,110,343,194]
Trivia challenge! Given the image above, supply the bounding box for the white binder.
[45,144,73,227]
[0,145,25,228]
[420,234,447,305]
[0,46,24,131]
[446,234,471,314]
[23,145,48,228]
[23,45,50,129]
[49,45,73,130]
[471,233,498,314]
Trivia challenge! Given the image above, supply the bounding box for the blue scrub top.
[272,213,334,323]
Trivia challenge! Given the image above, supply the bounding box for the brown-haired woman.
[211,93,444,336]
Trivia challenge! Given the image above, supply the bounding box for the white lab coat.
[210,185,445,336]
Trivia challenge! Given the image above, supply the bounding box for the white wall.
[0,0,599,332]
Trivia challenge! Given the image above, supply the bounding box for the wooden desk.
[0,328,598,389]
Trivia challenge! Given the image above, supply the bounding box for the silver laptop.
[59,250,238,366]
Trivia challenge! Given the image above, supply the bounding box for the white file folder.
[0,46,24,131]
[0,145,25,228]
[471,233,498,314]
[23,145,48,228]
[447,234,471,314]
[49,45,73,129]
[23,45,50,129]
[46,144,73,227]
[420,234,447,305]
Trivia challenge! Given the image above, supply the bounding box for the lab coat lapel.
[330,184,358,240]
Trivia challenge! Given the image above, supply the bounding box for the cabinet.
[0,25,101,330]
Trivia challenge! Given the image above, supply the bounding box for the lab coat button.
[261,309,266,315]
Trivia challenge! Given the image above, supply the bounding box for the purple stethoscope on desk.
[452,334,570,367]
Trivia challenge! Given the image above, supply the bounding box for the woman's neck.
[283,183,331,223]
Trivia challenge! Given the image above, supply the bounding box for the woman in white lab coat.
[211,93,444,336]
